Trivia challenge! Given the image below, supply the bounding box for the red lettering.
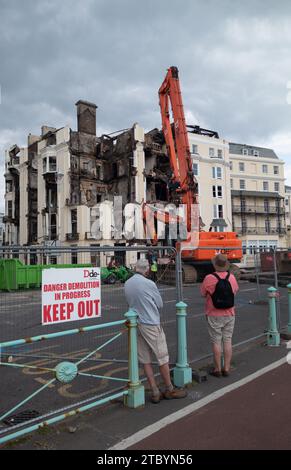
[93,299,100,316]
[67,303,74,319]
[78,301,85,318]
[52,304,59,322]
[43,305,52,323]
[59,303,66,321]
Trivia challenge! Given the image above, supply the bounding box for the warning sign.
[42,267,101,325]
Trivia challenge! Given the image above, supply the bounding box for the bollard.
[288,284,291,335]
[124,309,145,408]
[267,287,280,347]
[173,301,192,387]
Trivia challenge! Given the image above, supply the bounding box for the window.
[71,246,78,265]
[264,199,269,212]
[209,147,215,158]
[6,181,12,193]
[240,179,246,190]
[7,201,12,218]
[230,179,233,189]
[192,144,198,154]
[263,181,269,191]
[239,162,245,172]
[217,149,223,159]
[262,165,268,174]
[217,167,222,178]
[274,182,280,192]
[43,157,47,173]
[242,148,248,155]
[229,161,233,170]
[192,163,199,176]
[253,150,260,157]
[213,205,224,218]
[273,165,279,175]
[212,167,222,179]
[49,156,56,172]
[212,185,223,198]
[265,219,271,233]
[71,209,77,235]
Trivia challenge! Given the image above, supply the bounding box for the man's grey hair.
[135,259,150,274]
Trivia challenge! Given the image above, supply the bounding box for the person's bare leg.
[143,363,159,392]
[159,363,173,389]
[212,342,222,371]
[223,341,232,372]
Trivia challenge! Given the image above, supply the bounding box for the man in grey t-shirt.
[124,259,186,404]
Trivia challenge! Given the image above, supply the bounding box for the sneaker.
[222,369,230,377]
[151,391,163,404]
[163,387,187,400]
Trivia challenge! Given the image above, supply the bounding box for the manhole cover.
[2,409,40,426]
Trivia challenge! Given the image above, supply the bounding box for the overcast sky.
[1,0,291,211]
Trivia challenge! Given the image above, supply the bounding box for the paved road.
[130,362,291,450]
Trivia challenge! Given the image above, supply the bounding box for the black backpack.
[211,272,234,309]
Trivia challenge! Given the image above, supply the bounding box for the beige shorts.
[207,316,235,344]
[137,324,169,366]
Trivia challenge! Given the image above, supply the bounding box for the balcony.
[232,205,285,215]
[235,227,287,236]
[66,232,79,241]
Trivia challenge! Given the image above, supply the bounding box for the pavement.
[1,334,290,450]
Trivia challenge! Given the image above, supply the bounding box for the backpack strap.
[226,271,231,280]
[211,273,221,281]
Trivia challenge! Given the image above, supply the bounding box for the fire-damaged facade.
[3,100,174,264]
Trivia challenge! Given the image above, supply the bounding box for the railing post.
[267,287,280,347]
[287,284,291,335]
[173,301,192,387]
[124,309,145,408]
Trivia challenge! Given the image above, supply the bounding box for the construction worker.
[151,259,158,282]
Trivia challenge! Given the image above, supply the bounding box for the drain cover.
[2,409,40,426]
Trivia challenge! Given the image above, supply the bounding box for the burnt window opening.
[46,133,56,146]
[97,194,102,203]
[46,187,57,211]
[49,213,57,240]
[112,163,118,179]
[71,209,78,235]
[155,182,168,201]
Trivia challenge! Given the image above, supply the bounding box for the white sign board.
[42,267,101,325]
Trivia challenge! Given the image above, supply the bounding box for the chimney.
[75,100,97,135]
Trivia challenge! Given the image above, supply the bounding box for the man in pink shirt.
[200,254,239,377]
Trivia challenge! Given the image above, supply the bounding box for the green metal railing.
[0,313,145,445]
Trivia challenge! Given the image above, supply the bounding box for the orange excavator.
[144,66,242,281]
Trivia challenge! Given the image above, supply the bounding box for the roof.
[229,142,278,159]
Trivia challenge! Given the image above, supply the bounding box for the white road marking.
[110,356,287,450]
